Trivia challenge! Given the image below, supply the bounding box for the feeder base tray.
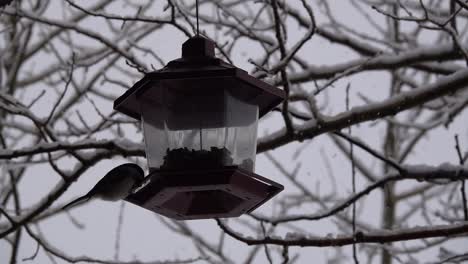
[124,166,283,220]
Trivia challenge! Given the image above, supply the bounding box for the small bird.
[62,163,145,210]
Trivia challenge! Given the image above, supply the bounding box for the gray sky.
[1,1,467,263]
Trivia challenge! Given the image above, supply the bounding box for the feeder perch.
[114,36,285,220]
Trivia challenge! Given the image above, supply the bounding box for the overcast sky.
[1,1,467,263]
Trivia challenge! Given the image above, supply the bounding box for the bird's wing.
[89,164,144,195]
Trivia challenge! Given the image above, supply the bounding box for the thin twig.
[114,201,125,261]
[346,84,359,264]
[260,221,274,264]
[281,246,289,264]
[45,53,75,125]
[0,207,16,225]
[271,0,294,134]
[454,134,468,220]
[333,131,405,175]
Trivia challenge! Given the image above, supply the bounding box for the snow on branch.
[0,139,144,159]
[258,68,468,152]
[217,219,468,247]
[251,163,468,225]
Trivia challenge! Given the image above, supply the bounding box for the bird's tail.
[62,195,91,210]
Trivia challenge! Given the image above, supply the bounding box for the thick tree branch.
[217,219,468,247]
[258,68,468,152]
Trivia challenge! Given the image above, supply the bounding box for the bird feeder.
[114,36,285,220]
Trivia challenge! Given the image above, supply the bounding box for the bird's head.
[117,163,146,191]
[120,163,145,180]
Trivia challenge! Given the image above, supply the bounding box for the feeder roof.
[114,36,285,120]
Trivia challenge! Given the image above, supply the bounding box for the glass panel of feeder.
[223,92,259,171]
[139,79,259,172]
[140,99,170,170]
[139,81,230,170]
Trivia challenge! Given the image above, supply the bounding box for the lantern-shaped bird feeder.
[115,37,285,220]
